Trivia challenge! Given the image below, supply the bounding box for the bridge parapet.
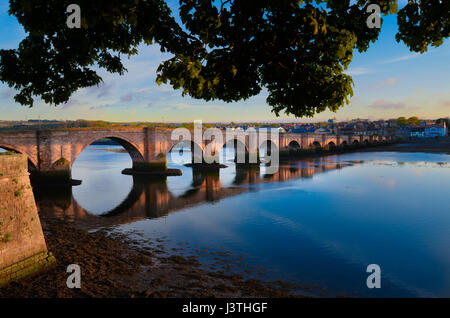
[0,128,395,183]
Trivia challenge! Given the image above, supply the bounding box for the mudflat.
[0,217,306,298]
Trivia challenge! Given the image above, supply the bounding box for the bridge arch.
[221,138,249,153]
[259,139,279,155]
[312,141,322,149]
[71,179,145,219]
[288,140,301,152]
[221,138,249,152]
[168,140,204,164]
[73,136,145,167]
[218,138,250,164]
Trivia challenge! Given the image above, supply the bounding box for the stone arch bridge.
[37,158,353,229]
[0,128,390,181]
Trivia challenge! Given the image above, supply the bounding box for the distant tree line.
[396,117,449,126]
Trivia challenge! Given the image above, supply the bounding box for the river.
[33,144,450,297]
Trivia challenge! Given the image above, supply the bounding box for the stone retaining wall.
[0,154,55,286]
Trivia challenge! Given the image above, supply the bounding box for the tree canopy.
[0,0,449,117]
[396,116,421,126]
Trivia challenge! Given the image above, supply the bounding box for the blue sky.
[0,1,449,122]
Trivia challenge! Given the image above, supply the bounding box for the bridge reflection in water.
[34,156,358,229]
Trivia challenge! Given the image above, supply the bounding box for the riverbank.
[360,137,450,155]
[281,137,449,160]
[0,217,307,298]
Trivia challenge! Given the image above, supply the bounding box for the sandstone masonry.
[0,154,55,286]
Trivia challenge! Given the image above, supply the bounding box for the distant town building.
[337,127,354,135]
[410,126,425,138]
[314,127,331,134]
[410,122,447,138]
[420,120,435,126]
[396,126,412,137]
[424,123,447,137]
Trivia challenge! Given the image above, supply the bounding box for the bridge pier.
[184,151,228,169]
[235,164,260,185]
[122,158,182,177]
[192,167,220,187]
[122,161,182,177]
[29,157,75,185]
[0,154,55,286]
[234,149,261,165]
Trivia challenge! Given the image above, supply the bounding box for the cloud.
[346,67,373,76]
[117,85,175,106]
[145,101,164,108]
[61,99,81,109]
[85,82,114,98]
[349,96,361,105]
[165,103,225,111]
[120,94,133,102]
[441,100,450,108]
[87,100,120,110]
[89,104,113,111]
[371,78,398,89]
[380,54,419,64]
[1,89,14,99]
[369,100,406,110]
[170,103,192,110]
[201,105,225,110]
[380,49,434,65]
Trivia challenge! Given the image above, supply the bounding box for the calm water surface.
[37,145,450,297]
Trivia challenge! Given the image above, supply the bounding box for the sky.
[0,1,449,123]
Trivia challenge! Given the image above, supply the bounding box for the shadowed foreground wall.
[0,154,55,286]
